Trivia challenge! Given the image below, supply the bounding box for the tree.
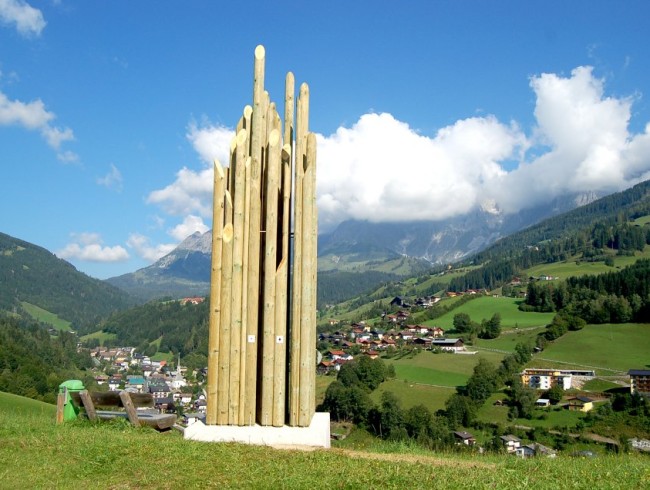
[321,381,373,424]
[453,313,474,334]
[479,313,501,339]
[444,394,476,428]
[464,358,499,404]
[545,384,564,405]
[508,378,537,419]
[369,391,404,439]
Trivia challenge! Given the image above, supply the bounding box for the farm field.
[526,246,650,280]
[424,296,555,330]
[531,323,650,374]
[385,350,505,386]
[373,350,507,412]
[371,379,454,413]
[477,393,591,429]
[21,302,71,331]
[473,326,545,353]
[80,330,118,345]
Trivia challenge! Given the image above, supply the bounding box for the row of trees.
[452,312,502,340]
[521,259,650,323]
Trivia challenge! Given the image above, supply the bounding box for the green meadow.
[80,330,118,345]
[424,296,555,330]
[372,378,455,412]
[530,323,650,374]
[21,301,72,331]
[1,391,648,489]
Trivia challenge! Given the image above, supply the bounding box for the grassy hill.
[0,232,135,331]
[0,394,647,489]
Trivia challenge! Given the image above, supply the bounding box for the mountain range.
[2,182,650,331]
[106,190,601,301]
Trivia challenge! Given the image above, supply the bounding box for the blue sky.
[2,1,650,279]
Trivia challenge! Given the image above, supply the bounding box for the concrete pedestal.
[184,412,330,449]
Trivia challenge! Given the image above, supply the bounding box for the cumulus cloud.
[187,121,234,166]
[58,233,129,262]
[0,0,45,37]
[57,150,79,164]
[146,166,214,217]
[127,233,176,262]
[317,113,524,230]
[0,90,76,154]
[148,66,650,234]
[491,66,647,212]
[168,215,209,241]
[97,164,123,192]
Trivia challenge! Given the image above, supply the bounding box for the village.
[80,289,650,457]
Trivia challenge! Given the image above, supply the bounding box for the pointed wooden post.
[207,160,225,425]
[217,191,233,425]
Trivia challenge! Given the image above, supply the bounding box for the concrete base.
[183,412,331,449]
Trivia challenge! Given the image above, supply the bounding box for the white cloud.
[58,233,129,262]
[146,166,214,217]
[491,66,648,213]
[97,163,123,192]
[0,0,45,37]
[57,150,79,164]
[187,121,234,166]
[127,233,176,262]
[0,90,76,153]
[168,215,209,241]
[148,65,650,234]
[316,112,525,230]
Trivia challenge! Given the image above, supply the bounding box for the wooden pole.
[298,131,317,426]
[217,191,233,424]
[228,128,248,425]
[289,82,309,425]
[246,44,265,424]
[56,388,66,424]
[238,106,253,425]
[206,160,225,425]
[260,127,281,426]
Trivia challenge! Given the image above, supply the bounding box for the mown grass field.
[21,301,72,331]
[80,330,118,345]
[1,392,648,489]
[373,350,507,413]
[371,378,455,412]
[476,392,592,429]
[526,247,650,281]
[473,326,546,353]
[530,323,650,374]
[424,296,555,330]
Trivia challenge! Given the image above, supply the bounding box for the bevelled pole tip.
[268,128,280,147]
[255,45,265,59]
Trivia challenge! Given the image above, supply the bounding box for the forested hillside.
[100,300,209,360]
[0,315,94,403]
[0,232,135,330]
[447,180,650,291]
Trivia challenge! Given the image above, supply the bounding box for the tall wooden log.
[206,160,225,425]
[259,127,281,426]
[246,45,265,423]
[289,82,310,425]
[240,107,254,425]
[217,191,233,425]
[228,128,248,425]
[298,131,317,426]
